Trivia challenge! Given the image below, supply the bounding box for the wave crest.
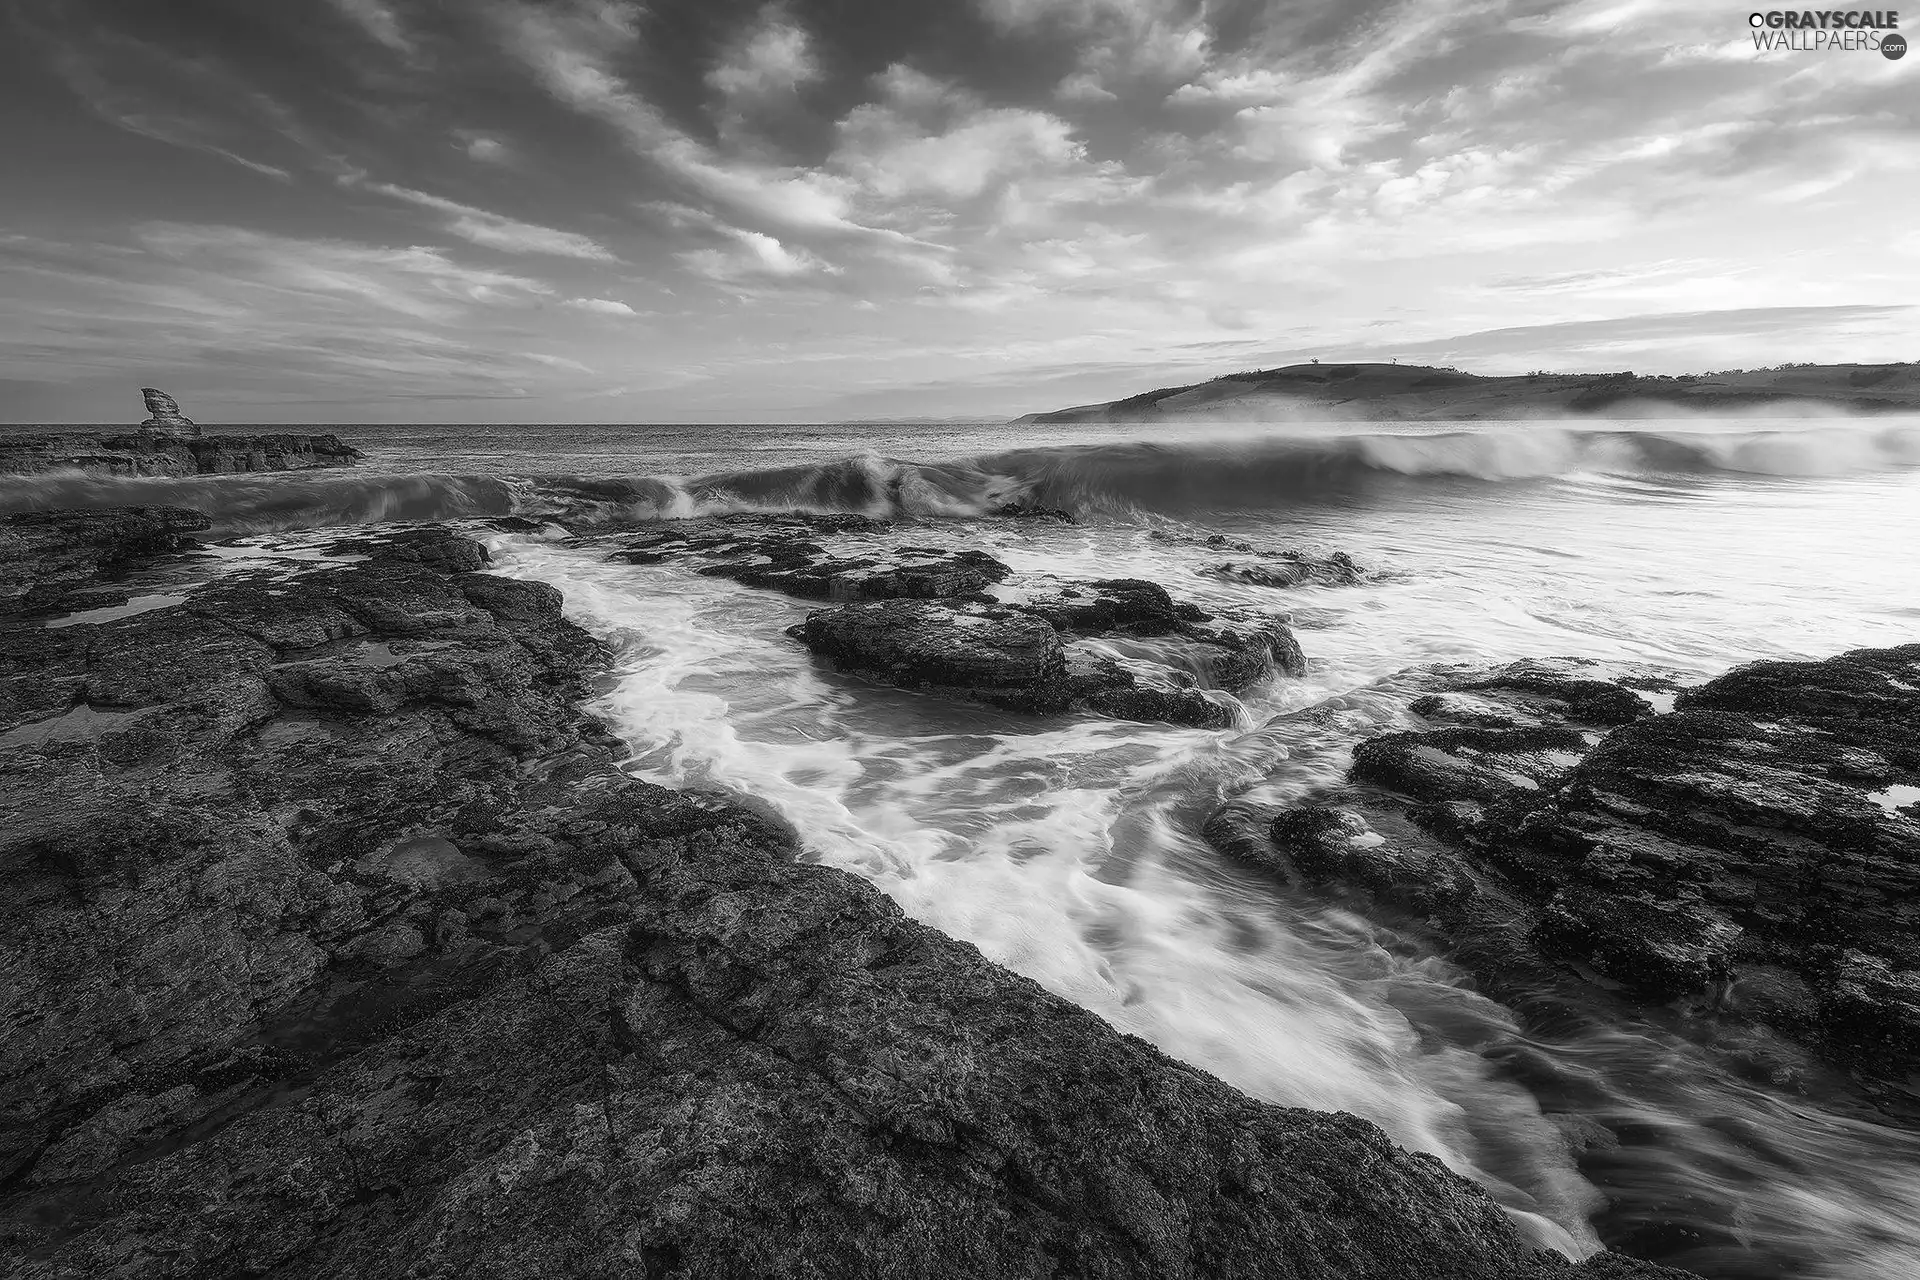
[2,422,1912,532]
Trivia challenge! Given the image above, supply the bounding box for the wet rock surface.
[608,514,1308,728]
[788,578,1305,728]
[1149,530,1373,589]
[612,513,1012,601]
[0,509,1686,1279]
[1237,650,1920,1083]
[0,432,362,478]
[0,507,212,612]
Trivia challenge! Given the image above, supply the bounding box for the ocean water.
[5,417,1919,1277]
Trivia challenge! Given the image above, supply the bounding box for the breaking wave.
[3,422,1915,532]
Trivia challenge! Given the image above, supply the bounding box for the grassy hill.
[1012,362,1920,424]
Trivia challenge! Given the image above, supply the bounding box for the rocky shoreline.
[0,432,362,478]
[0,507,1690,1278]
[1212,654,1920,1105]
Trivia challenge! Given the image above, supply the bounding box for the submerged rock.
[612,514,1008,601]
[1147,529,1373,588]
[1238,648,1920,1083]
[0,507,1685,1279]
[987,500,1077,522]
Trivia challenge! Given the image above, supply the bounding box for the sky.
[1,0,1915,424]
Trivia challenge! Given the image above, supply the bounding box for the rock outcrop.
[0,509,1686,1279]
[138,388,198,436]
[607,515,1308,729]
[0,433,361,478]
[788,578,1305,728]
[1233,650,1920,1083]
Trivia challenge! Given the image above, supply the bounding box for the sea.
[4,416,1918,1278]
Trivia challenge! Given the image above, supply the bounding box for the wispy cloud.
[135,223,555,320]
[326,0,417,57]
[565,296,641,316]
[0,223,576,406]
[487,0,921,251]
[681,228,838,283]
[363,181,617,260]
[48,44,293,182]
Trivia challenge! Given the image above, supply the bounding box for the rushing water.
[6,417,1919,1276]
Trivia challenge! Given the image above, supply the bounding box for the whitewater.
[4,415,1918,1278]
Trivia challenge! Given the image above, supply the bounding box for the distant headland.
[1013,361,1920,424]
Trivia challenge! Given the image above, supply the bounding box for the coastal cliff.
[0,508,1688,1279]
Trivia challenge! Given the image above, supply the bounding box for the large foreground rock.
[0,512,1681,1278]
[1238,650,1920,1082]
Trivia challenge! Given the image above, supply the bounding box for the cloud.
[0,223,578,406]
[830,65,1140,230]
[527,352,596,372]
[456,131,513,164]
[1417,305,1918,356]
[681,228,838,282]
[565,296,640,316]
[707,7,820,103]
[46,42,293,181]
[835,90,1082,202]
[1055,72,1118,102]
[364,183,617,260]
[134,223,555,319]
[326,0,416,57]
[488,0,920,248]
[982,0,1211,98]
